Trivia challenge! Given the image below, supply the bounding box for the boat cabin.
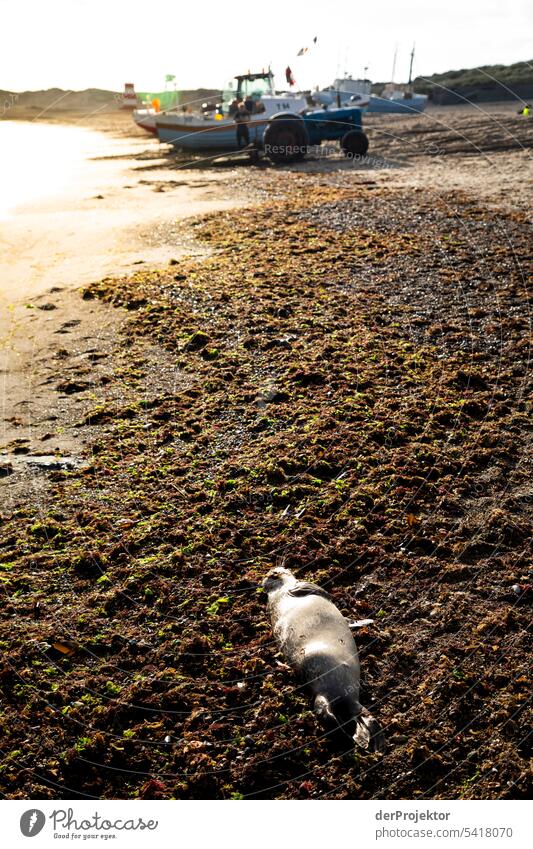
[221,71,275,115]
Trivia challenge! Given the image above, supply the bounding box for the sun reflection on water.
[0,121,106,219]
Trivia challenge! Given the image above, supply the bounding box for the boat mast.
[408,44,415,85]
[391,45,398,83]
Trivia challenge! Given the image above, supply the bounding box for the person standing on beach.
[235,101,251,148]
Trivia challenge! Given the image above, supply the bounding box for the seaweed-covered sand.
[0,108,531,800]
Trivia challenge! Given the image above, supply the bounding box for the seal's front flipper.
[353,705,385,753]
[289,582,332,601]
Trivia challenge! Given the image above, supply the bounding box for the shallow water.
[0,121,111,219]
[0,121,241,301]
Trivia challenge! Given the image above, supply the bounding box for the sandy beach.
[0,117,249,299]
[0,115,251,481]
[0,103,531,800]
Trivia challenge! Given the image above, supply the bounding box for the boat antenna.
[408,43,415,85]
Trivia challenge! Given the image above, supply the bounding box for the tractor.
[262,106,369,164]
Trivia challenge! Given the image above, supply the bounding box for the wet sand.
[0,118,250,471]
[0,120,246,299]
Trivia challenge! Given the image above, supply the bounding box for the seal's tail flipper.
[353,705,386,753]
[314,694,338,727]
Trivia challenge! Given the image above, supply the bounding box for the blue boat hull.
[367,95,427,114]
[156,117,270,151]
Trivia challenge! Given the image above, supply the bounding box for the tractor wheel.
[341,130,369,157]
[264,116,309,163]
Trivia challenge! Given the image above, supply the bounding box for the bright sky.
[1,0,531,93]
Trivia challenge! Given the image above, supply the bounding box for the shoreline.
[0,118,252,478]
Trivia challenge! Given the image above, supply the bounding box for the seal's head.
[262,566,295,594]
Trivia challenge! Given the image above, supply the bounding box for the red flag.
[285,66,295,86]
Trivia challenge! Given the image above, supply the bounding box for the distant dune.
[0,88,120,113]
[414,59,533,93]
[371,58,533,104]
[0,86,221,116]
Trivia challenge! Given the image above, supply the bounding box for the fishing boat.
[317,76,427,113]
[368,45,427,113]
[132,78,181,134]
[155,71,307,151]
[313,79,371,109]
[369,83,427,113]
[317,47,427,115]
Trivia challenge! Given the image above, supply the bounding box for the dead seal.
[263,566,385,752]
